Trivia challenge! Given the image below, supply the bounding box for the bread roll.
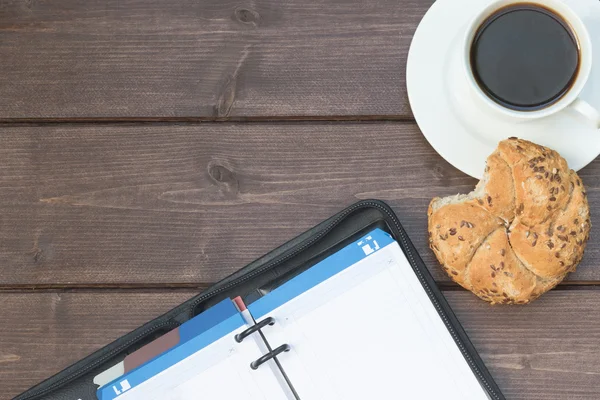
[428,138,590,304]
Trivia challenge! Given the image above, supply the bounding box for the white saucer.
[407,0,600,179]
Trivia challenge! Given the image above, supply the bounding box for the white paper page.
[257,242,490,400]
[115,324,293,400]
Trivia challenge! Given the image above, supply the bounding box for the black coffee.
[470,3,579,111]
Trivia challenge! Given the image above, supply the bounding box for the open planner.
[17,201,504,400]
[96,229,492,400]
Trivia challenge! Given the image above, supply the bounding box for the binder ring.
[250,344,291,370]
[235,316,275,343]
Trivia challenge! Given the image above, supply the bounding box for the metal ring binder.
[235,316,276,343]
[250,344,291,370]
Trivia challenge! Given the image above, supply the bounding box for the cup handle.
[570,98,600,129]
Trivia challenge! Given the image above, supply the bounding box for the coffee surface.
[470,4,579,110]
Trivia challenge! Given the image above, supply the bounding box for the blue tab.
[249,228,394,319]
[98,305,244,400]
[179,298,239,342]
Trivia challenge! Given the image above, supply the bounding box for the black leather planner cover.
[15,200,505,400]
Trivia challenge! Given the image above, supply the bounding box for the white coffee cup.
[461,0,600,128]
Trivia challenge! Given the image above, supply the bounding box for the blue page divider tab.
[248,228,394,319]
[98,311,244,400]
[179,298,239,342]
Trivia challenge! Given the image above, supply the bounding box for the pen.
[232,296,255,326]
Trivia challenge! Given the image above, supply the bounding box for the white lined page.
[255,242,490,400]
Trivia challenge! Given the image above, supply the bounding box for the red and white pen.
[232,296,255,326]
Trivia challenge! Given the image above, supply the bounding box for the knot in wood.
[234,7,260,25]
[208,162,236,185]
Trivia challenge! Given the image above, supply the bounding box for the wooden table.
[1,1,599,398]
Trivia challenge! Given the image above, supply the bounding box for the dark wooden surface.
[0,0,426,120]
[1,123,599,287]
[1,0,598,399]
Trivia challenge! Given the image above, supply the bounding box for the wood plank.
[1,123,599,285]
[0,0,427,119]
[2,290,600,399]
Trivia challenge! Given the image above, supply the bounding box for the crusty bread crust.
[428,138,590,304]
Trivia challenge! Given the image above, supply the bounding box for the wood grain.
[1,123,599,285]
[0,0,427,119]
[2,290,600,399]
